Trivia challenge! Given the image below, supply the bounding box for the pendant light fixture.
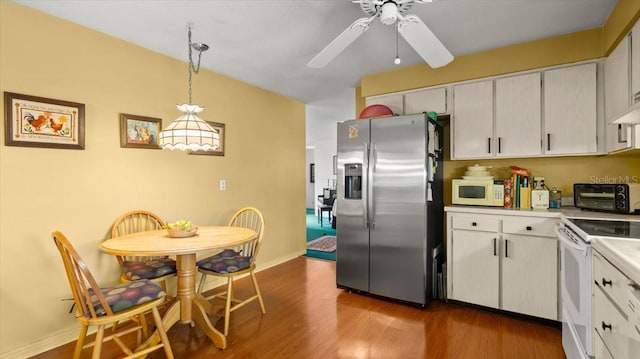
[159,24,220,151]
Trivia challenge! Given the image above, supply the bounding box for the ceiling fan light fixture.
[380,2,398,25]
[308,0,453,69]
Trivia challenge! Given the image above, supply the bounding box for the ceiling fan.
[307,0,454,69]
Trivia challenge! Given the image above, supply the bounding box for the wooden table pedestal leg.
[177,253,227,349]
[137,253,227,351]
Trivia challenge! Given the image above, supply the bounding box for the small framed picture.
[119,113,161,149]
[188,121,225,156]
[4,92,85,149]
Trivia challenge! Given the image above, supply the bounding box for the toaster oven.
[574,183,640,214]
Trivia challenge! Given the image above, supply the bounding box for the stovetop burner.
[569,218,640,239]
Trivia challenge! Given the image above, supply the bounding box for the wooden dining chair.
[52,231,174,359]
[110,210,177,291]
[196,207,266,336]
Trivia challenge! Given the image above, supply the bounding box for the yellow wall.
[361,28,603,97]
[0,2,305,356]
[603,0,640,54]
[360,2,640,203]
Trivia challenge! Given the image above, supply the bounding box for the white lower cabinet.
[446,210,559,321]
[593,249,640,359]
[595,330,615,359]
[450,229,499,308]
[501,233,557,319]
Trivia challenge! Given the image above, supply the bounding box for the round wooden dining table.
[100,226,258,349]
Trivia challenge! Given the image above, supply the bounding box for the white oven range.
[559,216,640,359]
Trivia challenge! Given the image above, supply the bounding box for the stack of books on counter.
[504,166,531,209]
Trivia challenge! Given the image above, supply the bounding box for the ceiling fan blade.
[307,17,374,68]
[398,14,453,68]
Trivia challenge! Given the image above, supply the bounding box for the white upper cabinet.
[365,94,404,116]
[495,72,542,157]
[543,62,598,155]
[367,61,603,159]
[452,73,542,160]
[605,34,632,152]
[404,87,448,115]
[632,19,640,104]
[452,80,494,159]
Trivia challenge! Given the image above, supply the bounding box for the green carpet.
[305,208,336,261]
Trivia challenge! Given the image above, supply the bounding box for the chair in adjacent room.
[110,210,177,291]
[52,231,174,359]
[196,207,266,336]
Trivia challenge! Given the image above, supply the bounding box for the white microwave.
[452,179,504,206]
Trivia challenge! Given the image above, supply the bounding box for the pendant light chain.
[187,25,204,105]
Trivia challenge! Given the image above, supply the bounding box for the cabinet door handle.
[601,321,612,331]
[498,137,502,153]
[618,124,628,144]
[471,222,477,227]
[629,282,640,291]
[602,278,612,287]
[547,133,551,151]
[488,138,492,154]
[505,239,509,258]
[526,226,532,231]
[493,238,497,256]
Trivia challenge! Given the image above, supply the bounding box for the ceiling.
[15,0,617,104]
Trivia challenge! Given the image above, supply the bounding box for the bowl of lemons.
[165,220,198,238]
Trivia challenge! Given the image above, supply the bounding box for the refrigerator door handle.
[368,143,376,229]
[363,143,369,228]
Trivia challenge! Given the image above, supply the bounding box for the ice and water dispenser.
[344,163,362,199]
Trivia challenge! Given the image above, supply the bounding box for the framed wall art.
[4,92,85,149]
[188,121,225,156]
[119,113,161,149]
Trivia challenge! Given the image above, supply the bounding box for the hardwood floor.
[31,256,565,358]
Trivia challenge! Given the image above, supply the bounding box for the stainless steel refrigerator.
[336,113,444,306]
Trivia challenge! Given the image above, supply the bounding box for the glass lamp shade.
[159,104,220,151]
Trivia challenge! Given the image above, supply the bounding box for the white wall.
[305,147,315,208]
[305,89,356,209]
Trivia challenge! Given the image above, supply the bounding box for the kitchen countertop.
[445,205,640,222]
[593,238,640,285]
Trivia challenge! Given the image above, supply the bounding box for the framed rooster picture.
[119,113,161,149]
[4,92,85,149]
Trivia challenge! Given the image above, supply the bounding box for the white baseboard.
[0,326,87,359]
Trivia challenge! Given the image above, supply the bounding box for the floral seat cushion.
[90,279,166,316]
[197,249,251,274]
[123,258,176,280]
